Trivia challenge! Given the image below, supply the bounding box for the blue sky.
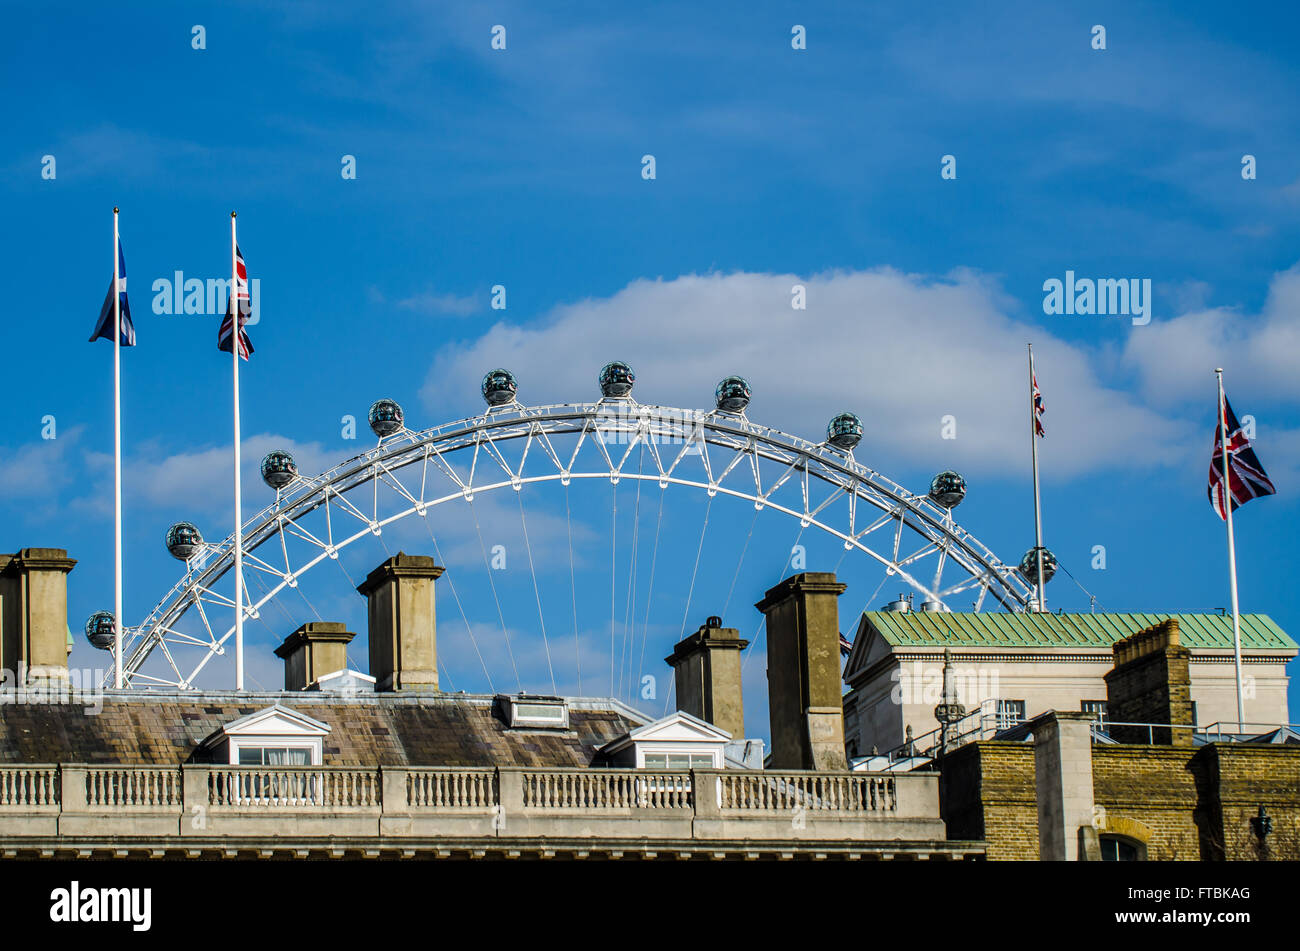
[4,1,1300,735]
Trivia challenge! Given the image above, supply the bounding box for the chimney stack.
[274,622,356,691]
[756,572,848,770]
[1104,618,1194,745]
[0,548,76,682]
[665,615,749,738]
[356,553,443,691]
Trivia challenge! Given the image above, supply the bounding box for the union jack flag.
[218,244,254,360]
[1032,373,1045,437]
[1208,394,1275,520]
[838,632,853,657]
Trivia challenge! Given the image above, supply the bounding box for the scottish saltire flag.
[88,243,136,345]
[218,244,254,360]
[1208,395,1276,520]
[1032,373,1045,437]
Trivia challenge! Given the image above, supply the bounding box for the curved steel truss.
[113,400,1033,689]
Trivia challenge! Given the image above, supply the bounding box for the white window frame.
[996,699,1027,730]
[635,744,720,770]
[507,697,570,730]
[230,740,321,767]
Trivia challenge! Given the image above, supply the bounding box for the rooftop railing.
[0,763,947,846]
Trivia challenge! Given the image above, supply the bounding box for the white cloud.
[75,433,337,520]
[369,285,479,317]
[420,268,1193,479]
[1123,265,1300,406]
[0,426,83,502]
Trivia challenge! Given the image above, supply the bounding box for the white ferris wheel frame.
[110,399,1034,690]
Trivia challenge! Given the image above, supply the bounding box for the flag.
[1208,395,1275,520]
[89,243,136,345]
[1032,373,1045,437]
[839,632,853,657]
[218,243,254,359]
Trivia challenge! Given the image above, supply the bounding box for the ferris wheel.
[88,363,1045,691]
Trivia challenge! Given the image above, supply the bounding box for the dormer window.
[501,695,569,730]
[599,711,731,769]
[200,704,330,766]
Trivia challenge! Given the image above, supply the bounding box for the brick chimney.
[0,548,76,682]
[755,572,848,770]
[355,553,443,691]
[274,622,356,691]
[664,615,749,739]
[1104,618,1194,745]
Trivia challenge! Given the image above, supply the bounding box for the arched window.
[1099,835,1143,861]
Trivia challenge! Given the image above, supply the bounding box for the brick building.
[938,619,1300,860]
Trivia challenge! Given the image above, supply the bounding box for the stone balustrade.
[0,764,962,857]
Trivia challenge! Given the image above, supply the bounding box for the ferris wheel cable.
[610,479,617,697]
[741,521,806,675]
[469,495,522,693]
[419,513,495,693]
[516,489,557,695]
[292,581,324,624]
[247,563,300,630]
[1055,559,1105,612]
[858,573,891,621]
[619,445,646,699]
[563,481,582,696]
[634,484,667,704]
[677,493,714,645]
[721,506,761,621]
[130,470,975,689]
[141,405,1025,628]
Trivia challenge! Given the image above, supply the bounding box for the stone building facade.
[0,551,977,861]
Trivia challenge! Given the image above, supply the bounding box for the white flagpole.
[1028,344,1045,613]
[231,211,244,691]
[112,207,124,689]
[1216,368,1245,731]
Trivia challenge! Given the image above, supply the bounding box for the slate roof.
[0,692,647,767]
[861,611,1297,652]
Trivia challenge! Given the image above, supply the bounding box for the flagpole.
[112,207,124,689]
[231,211,244,691]
[1028,344,1045,612]
[1217,368,1245,731]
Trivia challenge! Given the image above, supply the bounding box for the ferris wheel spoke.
[643,430,668,481]
[240,550,286,580]
[805,481,846,525]
[480,434,519,483]
[894,540,941,571]
[375,461,421,509]
[712,437,750,490]
[515,490,557,695]
[662,431,701,481]
[529,424,566,477]
[328,489,375,531]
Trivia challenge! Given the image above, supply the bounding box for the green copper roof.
[862,611,1298,652]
